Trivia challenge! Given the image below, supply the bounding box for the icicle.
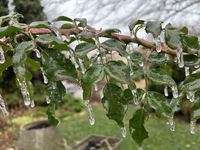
[0,46,5,64]
[164,86,168,97]
[139,62,144,67]
[0,94,9,116]
[190,120,196,134]
[188,91,195,102]
[94,83,98,91]
[40,67,48,84]
[31,100,35,108]
[34,49,41,58]
[169,115,175,131]
[177,48,184,68]
[20,79,31,106]
[46,95,51,104]
[185,67,190,77]
[127,56,133,76]
[138,147,143,150]
[194,65,199,69]
[142,93,146,100]
[154,36,162,53]
[69,50,79,68]
[171,86,178,98]
[78,58,86,74]
[84,100,95,125]
[186,93,190,100]
[120,127,127,138]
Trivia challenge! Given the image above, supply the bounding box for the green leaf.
[170,97,182,114]
[29,21,52,28]
[46,107,59,128]
[148,54,167,66]
[182,72,200,91]
[46,81,66,105]
[0,60,11,77]
[109,78,124,90]
[102,83,128,127]
[160,65,173,77]
[165,24,182,49]
[41,48,78,83]
[0,15,11,26]
[25,72,34,100]
[191,93,200,121]
[129,108,149,146]
[147,68,176,87]
[84,55,90,70]
[25,57,40,70]
[79,36,96,45]
[100,39,128,57]
[146,91,172,121]
[60,23,74,29]
[75,43,97,58]
[130,51,145,63]
[183,54,200,67]
[130,66,144,80]
[128,20,145,31]
[180,26,188,34]
[81,64,105,100]
[124,88,144,104]
[12,41,36,81]
[104,61,136,89]
[77,31,95,39]
[74,18,87,28]
[183,34,199,49]
[53,16,73,22]
[98,28,121,37]
[145,21,162,38]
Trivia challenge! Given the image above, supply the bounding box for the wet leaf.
[145,21,162,38]
[170,97,182,114]
[102,83,128,127]
[183,34,199,49]
[183,54,200,67]
[148,54,167,66]
[75,43,97,58]
[124,88,144,104]
[25,57,40,70]
[130,51,145,63]
[130,66,144,80]
[129,108,149,146]
[182,72,200,91]
[46,107,59,128]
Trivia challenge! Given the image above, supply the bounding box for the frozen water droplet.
[46,95,51,104]
[0,94,9,117]
[24,100,30,106]
[194,65,199,69]
[121,127,127,138]
[154,36,162,53]
[94,83,98,91]
[188,91,195,102]
[138,147,143,150]
[20,79,31,105]
[34,49,41,58]
[177,49,184,68]
[164,86,168,97]
[139,62,144,67]
[170,115,175,131]
[185,67,190,77]
[127,56,133,76]
[84,100,95,125]
[171,86,178,98]
[40,67,48,84]
[166,121,169,125]
[190,120,196,134]
[78,58,86,74]
[31,100,35,108]
[0,46,5,64]
[69,50,79,68]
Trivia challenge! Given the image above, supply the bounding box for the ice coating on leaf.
[45,95,51,104]
[127,55,134,76]
[69,50,79,69]
[0,94,9,116]
[169,115,175,131]
[190,120,196,134]
[20,79,31,106]
[154,36,162,53]
[121,127,127,138]
[40,67,48,84]
[78,58,86,74]
[131,89,139,105]
[185,67,190,77]
[139,62,144,67]
[94,83,98,91]
[31,100,35,108]
[188,91,195,102]
[0,46,5,64]
[34,49,41,58]
[194,65,199,69]
[84,100,95,125]
[171,86,178,98]
[164,86,168,97]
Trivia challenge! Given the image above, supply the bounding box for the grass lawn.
[61,105,200,150]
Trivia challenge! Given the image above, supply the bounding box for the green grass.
[61,105,200,150]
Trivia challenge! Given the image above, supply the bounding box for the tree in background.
[13,0,46,24]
